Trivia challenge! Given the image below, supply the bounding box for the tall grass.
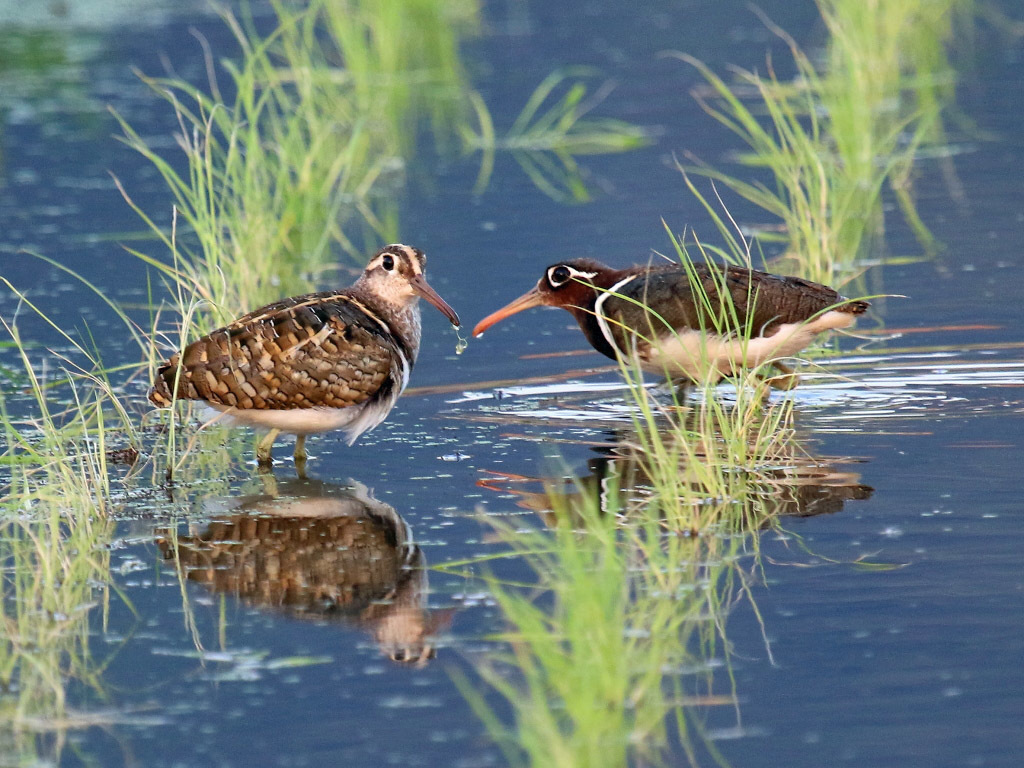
[594,0,945,541]
[457,488,753,767]
[115,0,482,333]
[560,171,824,535]
[681,0,969,285]
[0,300,132,764]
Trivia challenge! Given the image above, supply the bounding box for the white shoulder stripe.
[594,275,638,358]
[395,346,411,394]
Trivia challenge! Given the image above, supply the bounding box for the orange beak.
[410,275,461,327]
[472,287,545,337]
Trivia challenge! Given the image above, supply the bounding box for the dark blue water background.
[1,0,1023,765]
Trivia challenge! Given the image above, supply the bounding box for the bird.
[478,429,873,526]
[157,477,449,664]
[149,244,460,467]
[472,258,868,388]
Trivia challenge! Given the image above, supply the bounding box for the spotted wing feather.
[149,292,404,411]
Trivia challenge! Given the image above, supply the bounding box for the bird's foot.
[765,372,800,391]
[764,361,800,391]
[256,428,280,468]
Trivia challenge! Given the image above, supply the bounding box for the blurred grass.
[114,0,481,331]
[463,69,649,202]
[116,0,646,341]
[680,0,970,285]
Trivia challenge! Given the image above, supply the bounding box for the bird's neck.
[387,302,422,363]
[561,271,624,361]
[563,304,613,361]
[353,289,421,363]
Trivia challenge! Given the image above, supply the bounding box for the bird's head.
[359,244,460,327]
[472,259,610,336]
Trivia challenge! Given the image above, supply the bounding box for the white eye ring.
[547,265,598,288]
[548,265,573,287]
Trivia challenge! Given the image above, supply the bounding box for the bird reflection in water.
[478,430,873,525]
[158,477,449,665]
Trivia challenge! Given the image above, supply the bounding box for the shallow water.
[2,1,1024,766]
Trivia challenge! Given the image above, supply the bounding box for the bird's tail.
[837,297,870,315]
[148,360,177,406]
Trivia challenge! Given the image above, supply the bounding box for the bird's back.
[604,263,867,341]
[149,290,411,412]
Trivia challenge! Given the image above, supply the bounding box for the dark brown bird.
[478,432,873,526]
[150,244,460,466]
[473,259,868,387]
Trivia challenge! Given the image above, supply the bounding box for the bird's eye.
[549,265,572,287]
[382,254,395,271]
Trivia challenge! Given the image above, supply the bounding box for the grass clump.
[681,0,970,285]
[612,211,802,535]
[0,491,117,766]
[116,0,482,334]
[0,290,135,764]
[117,0,646,341]
[575,174,875,541]
[456,488,752,768]
[463,70,649,202]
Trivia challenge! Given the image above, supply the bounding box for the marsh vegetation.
[0,0,1019,765]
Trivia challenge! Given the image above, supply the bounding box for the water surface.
[1,1,1023,766]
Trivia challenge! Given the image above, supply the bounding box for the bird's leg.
[256,428,280,467]
[773,360,797,378]
[766,360,800,391]
[671,378,691,406]
[294,435,308,479]
[257,466,279,496]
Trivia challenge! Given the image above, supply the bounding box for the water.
[2,1,1023,766]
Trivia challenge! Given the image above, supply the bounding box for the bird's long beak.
[410,275,461,328]
[472,287,545,337]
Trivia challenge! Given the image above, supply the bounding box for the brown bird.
[149,244,460,466]
[473,259,868,387]
[157,477,450,664]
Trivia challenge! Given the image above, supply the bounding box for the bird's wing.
[151,291,405,410]
[600,264,847,342]
[718,266,849,333]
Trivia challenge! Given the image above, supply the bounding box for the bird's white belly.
[199,403,363,433]
[642,310,855,378]
[199,400,392,444]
